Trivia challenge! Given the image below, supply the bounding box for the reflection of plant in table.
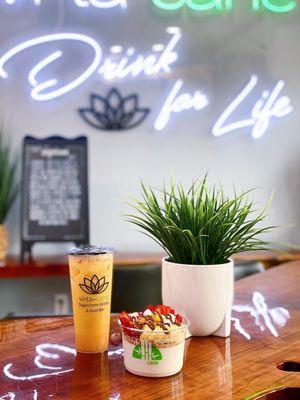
[127,176,273,265]
[0,130,19,224]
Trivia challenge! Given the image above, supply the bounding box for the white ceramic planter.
[162,258,234,337]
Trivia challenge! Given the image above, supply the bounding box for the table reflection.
[232,291,290,339]
[218,338,232,392]
[3,343,75,381]
[1,342,124,399]
[71,353,110,398]
[0,290,293,399]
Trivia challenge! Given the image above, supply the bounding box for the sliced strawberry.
[155,305,167,314]
[165,306,175,314]
[175,314,183,324]
[155,305,176,315]
[144,304,155,312]
[119,311,132,327]
[119,311,140,338]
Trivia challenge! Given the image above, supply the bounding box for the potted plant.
[127,177,272,337]
[0,132,19,264]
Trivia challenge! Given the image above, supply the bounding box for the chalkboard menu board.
[21,136,89,260]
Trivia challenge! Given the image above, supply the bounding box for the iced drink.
[69,247,113,353]
[119,305,189,377]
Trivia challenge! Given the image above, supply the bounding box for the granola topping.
[118,305,185,347]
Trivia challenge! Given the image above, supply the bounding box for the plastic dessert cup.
[68,247,113,354]
[119,319,189,377]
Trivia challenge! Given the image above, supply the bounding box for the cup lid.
[69,246,113,256]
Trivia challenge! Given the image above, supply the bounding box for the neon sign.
[3,0,296,12]
[2,0,41,4]
[98,26,181,80]
[152,0,297,13]
[154,79,209,131]
[154,75,292,139]
[0,14,293,139]
[212,75,293,140]
[252,0,296,12]
[74,0,127,8]
[0,33,102,102]
[0,28,180,101]
[1,0,127,8]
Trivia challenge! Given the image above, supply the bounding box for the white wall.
[1,0,300,255]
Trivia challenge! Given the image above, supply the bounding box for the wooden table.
[0,262,299,399]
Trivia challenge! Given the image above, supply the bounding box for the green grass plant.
[0,132,19,224]
[127,177,273,265]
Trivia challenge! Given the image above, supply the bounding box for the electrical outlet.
[54,293,69,315]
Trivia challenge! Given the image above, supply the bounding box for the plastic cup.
[68,247,113,353]
[119,318,189,377]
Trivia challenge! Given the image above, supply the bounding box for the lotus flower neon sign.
[79,88,150,130]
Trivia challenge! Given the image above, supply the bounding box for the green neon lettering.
[186,0,222,11]
[224,0,233,10]
[262,0,296,12]
[152,0,297,12]
[152,0,185,10]
[252,0,260,11]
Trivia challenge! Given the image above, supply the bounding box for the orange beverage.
[68,247,113,353]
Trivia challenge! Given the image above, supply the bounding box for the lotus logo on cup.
[79,275,109,295]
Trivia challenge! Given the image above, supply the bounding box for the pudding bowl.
[119,318,189,378]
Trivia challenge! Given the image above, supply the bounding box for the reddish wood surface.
[1,250,300,279]
[232,250,300,269]
[0,253,165,279]
[0,262,300,399]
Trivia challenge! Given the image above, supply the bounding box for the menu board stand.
[21,136,90,262]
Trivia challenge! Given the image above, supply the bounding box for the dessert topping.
[118,304,184,337]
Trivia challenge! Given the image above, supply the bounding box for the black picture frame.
[21,136,90,262]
